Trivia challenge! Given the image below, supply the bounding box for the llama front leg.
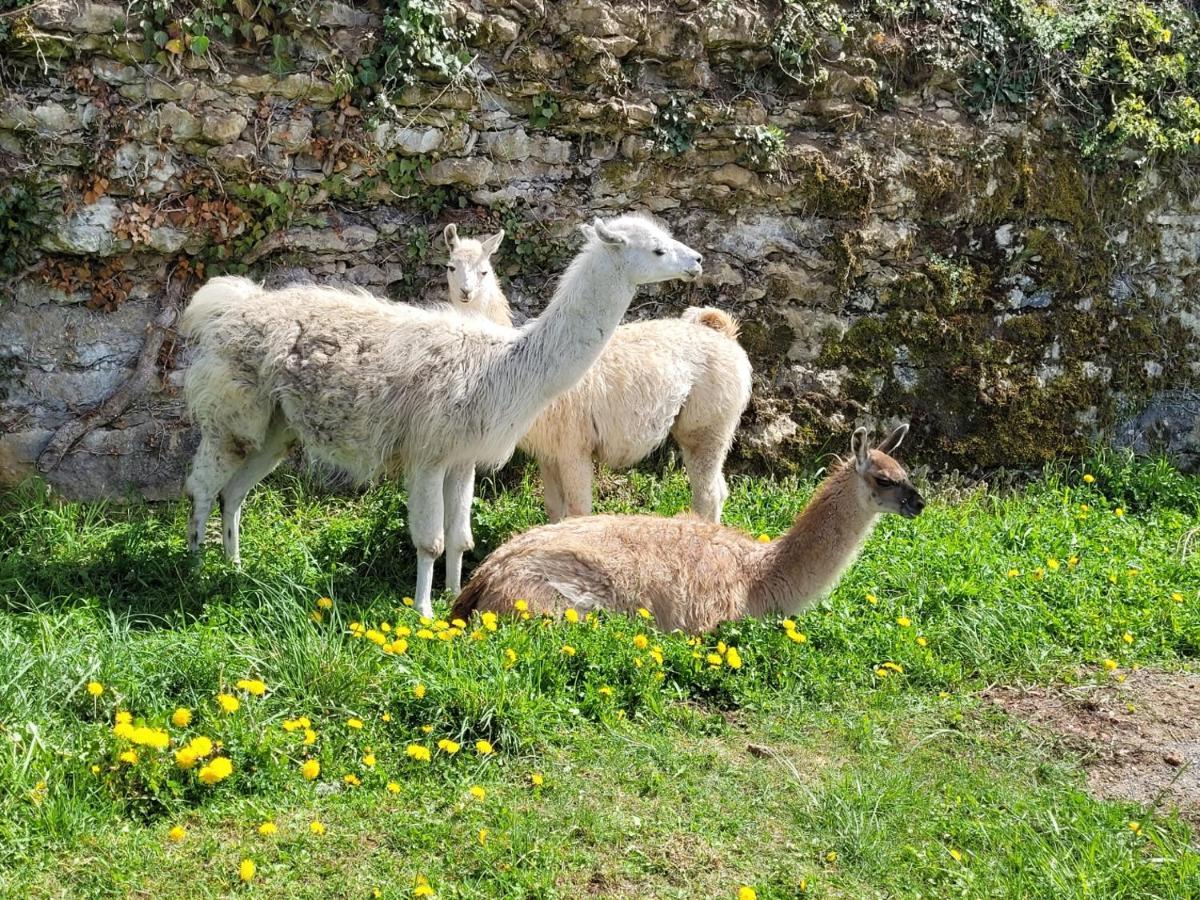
[442,462,475,597]
[185,434,244,556]
[539,458,566,523]
[407,465,446,619]
[218,423,295,566]
[556,455,594,519]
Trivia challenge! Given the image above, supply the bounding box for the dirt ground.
[986,669,1200,824]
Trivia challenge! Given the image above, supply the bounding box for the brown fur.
[682,306,740,340]
[452,426,924,633]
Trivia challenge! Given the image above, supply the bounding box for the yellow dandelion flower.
[367,629,387,645]
[897,616,911,627]
[198,756,232,785]
[344,773,361,787]
[757,534,771,543]
[310,820,326,835]
[406,744,431,762]
[413,683,426,699]
[238,858,255,883]
[171,708,192,728]
[882,661,904,673]
[949,847,964,862]
[739,888,758,900]
[637,607,652,619]
[787,629,807,644]
[1047,558,1060,571]
[402,596,414,607]
[311,610,324,623]
[437,738,460,755]
[478,828,488,846]
[258,821,277,836]
[1006,569,1020,578]
[1128,821,1142,833]
[236,679,266,697]
[1103,658,1118,671]
[530,772,544,786]
[825,850,837,863]
[1032,567,1045,581]
[386,638,409,654]
[866,593,878,605]
[347,718,364,730]
[303,728,317,746]
[90,764,101,775]
[1114,507,1125,518]
[1171,591,1184,603]
[717,641,727,654]
[168,825,186,842]
[414,884,434,898]
[216,693,240,714]
[301,759,320,780]
[481,611,499,632]
[387,781,400,794]
[561,644,576,656]
[1083,473,1095,483]
[115,710,132,725]
[1068,555,1079,568]
[564,608,579,623]
[650,647,664,665]
[175,747,198,769]
[598,686,613,697]
[381,712,392,722]
[469,785,486,800]
[1122,632,1133,644]
[504,648,518,667]
[475,739,494,755]
[317,596,333,610]
[938,691,951,700]
[119,750,138,765]
[633,634,649,650]
[86,681,104,697]
[725,647,743,669]
[188,735,214,757]
[875,667,889,678]
[706,652,723,666]
[421,724,433,733]
[916,636,928,647]
[514,599,528,612]
[363,752,376,768]
[416,629,435,640]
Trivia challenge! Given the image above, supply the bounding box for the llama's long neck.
[747,462,880,617]
[478,275,513,327]
[483,246,631,418]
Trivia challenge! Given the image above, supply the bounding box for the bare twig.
[36,268,192,473]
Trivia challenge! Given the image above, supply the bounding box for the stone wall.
[1,0,1198,499]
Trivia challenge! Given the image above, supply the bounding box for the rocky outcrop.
[1,0,1197,498]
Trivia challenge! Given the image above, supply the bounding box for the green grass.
[0,452,1198,898]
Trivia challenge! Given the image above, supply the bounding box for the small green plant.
[128,0,312,72]
[771,0,849,88]
[0,180,48,278]
[650,96,700,156]
[734,124,788,170]
[529,92,559,129]
[355,0,474,96]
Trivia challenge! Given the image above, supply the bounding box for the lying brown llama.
[451,425,924,634]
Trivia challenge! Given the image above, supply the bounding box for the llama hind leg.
[556,455,594,519]
[185,434,244,556]
[442,462,475,597]
[218,421,295,565]
[676,428,734,522]
[406,465,446,619]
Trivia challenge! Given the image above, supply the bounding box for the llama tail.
[449,576,487,622]
[682,306,740,341]
[179,276,262,341]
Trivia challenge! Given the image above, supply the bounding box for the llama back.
[681,306,740,340]
[179,276,263,343]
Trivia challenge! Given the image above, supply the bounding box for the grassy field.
[1,452,1198,898]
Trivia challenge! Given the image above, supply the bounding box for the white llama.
[180,214,704,617]
[443,225,752,522]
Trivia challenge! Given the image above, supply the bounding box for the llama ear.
[851,427,870,471]
[592,217,626,246]
[876,423,909,455]
[442,224,459,251]
[578,223,596,242]
[480,229,504,257]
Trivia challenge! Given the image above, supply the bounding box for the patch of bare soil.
[986,669,1200,823]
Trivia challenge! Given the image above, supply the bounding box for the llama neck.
[479,275,513,327]
[748,462,880,617]
[486,247,632,413]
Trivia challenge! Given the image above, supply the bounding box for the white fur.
[182,213,704,617]
[443,227,752,522]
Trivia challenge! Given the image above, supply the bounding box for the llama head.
[579,213,703,285]
[443,224,504,312]
[850,424,925,519]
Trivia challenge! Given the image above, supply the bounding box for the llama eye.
[875,477,894,488]
[446,265,455,272]
[654,249,665,256]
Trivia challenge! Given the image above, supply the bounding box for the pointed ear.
[876,423,909,455]
[480,229,505,257]
[592,217,625,246]
[442,223,459,251]
[851,427,870,471]
[578,222,596,242]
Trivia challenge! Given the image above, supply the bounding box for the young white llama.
[442,225,752,522]
[451,425,924,634]
[180,214,704,618]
